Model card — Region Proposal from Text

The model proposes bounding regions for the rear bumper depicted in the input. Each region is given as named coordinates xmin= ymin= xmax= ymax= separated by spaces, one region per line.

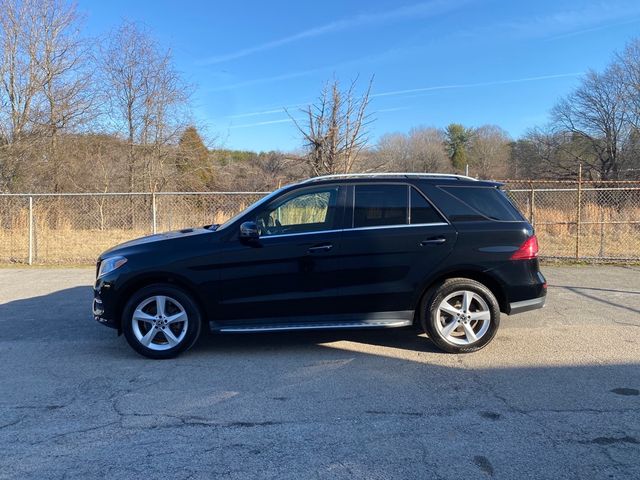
xmin=508 ymin=295 xmax=546 ymax=315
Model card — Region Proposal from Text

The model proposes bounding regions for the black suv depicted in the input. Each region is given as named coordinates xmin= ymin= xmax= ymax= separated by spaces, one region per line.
xmin=93 ymin=174 xmax=546 ymax=358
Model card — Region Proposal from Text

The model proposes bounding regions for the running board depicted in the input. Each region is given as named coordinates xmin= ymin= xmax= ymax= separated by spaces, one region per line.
xmin=216 ymin=318 xmax=413 ymax=334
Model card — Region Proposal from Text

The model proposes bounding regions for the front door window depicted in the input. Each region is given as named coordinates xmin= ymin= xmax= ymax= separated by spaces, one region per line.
xmin=256 ymin=187 xmax=339 ymax=236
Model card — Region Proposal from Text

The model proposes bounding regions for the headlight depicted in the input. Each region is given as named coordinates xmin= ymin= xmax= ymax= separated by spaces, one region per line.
xmin=98 ymin=256 xmax=127 ymax=278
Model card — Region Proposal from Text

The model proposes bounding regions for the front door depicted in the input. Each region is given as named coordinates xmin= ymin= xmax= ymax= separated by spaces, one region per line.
xmin=215 ymin=184 xmax=346 ymax=323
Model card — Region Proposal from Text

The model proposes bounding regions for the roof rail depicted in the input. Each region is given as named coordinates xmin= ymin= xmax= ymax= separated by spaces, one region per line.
xmin=301 ymin=172 xmax=478 ymax=183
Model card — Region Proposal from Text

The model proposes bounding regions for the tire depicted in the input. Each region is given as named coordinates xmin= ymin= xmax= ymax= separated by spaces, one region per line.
xmin=122 ymin=283 xmax=202 ymax=359
xmin=420 ymin=278 xmax=500 ymax=353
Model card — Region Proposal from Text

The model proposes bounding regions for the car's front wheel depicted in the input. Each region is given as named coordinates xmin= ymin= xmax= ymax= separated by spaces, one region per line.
xmin=421 ymin=278 xmax=500 ymax=353
xmin=122 ymin=284 xmax=202 ymax=359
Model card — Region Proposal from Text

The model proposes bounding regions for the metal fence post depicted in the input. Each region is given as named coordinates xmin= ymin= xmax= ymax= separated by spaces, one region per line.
xmin=1 ymin=186 xmax=634 ymax=264
xmin=152 ymin=192 xmax=157 ymax=234
xmin=575 ymin=165 xmax=582 ymax=260
xmin=529 ymin=181 xmax=536 ymax=227
xmin=28 ymin=196 xmax=33 ymax=265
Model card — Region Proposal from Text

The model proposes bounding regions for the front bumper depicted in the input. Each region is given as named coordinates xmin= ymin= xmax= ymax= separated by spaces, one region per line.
xmin=508 ymin=295 xmax=546 ymax=315
xmin=93 ymin=293 xmax=118 ymax=329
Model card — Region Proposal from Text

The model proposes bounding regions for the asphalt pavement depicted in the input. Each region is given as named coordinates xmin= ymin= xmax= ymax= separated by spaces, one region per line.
xmin=0 ymin=265 xmax=639 ymax=479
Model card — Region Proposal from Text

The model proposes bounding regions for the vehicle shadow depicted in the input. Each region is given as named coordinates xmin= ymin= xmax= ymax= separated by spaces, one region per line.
xmin=0 ymin=285 xmax=440 ymax=353
xmin=0 ymin=285 xmax=97 ymax=341
xmin=551 ymin=284 xmax=640 ymax=295
xmin=551 ymin=284 xmax=640 ymax=314
xmin=199 ymin=327 xmax=442 ymax=354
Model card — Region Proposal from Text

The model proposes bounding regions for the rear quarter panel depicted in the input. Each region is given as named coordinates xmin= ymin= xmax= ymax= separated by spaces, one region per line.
xmin=452 ymin=220 xmax=544 ymax=303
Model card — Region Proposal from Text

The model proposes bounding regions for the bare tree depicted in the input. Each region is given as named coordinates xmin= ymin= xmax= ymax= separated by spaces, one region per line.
xmin=0 ymin=0 xmax=42 ymax=189
xmin=376 ymin=127 xmax=449 ymax=172
xmin=407 ymin=127 xmax=449 ymax=172
xmin=618 ymin=38 xmax=640 ymax=130
xmin=32 ymin=0 xmax=93 ymax=191
xmin=376 ymin=132 xmax=410 ymax=170
xmin=99 ymin=21 xmax=191 ymax=192
xmin=0 ymin=0 xmax=42 ymax=145
xmin=0 ymin=0 xmax=92 ymax=192
xmin=288 ymin=77 xmax=373 ymax=176
xmin=211 ymin=150 xmax=302 ymax=191
xmin=552 ymin=66 xmax=630 ymax=180
xmin=467 ymin=125 xmax=511 ymax=178
xmin=616 ymin=38 xmax=640 ymax=177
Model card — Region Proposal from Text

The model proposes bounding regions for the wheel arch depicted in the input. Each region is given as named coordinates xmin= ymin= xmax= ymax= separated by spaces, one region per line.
xmin=413 ymin=267 xmax=508 ymax=319
xmin=114 ymin=273 xmax=208 ymax=333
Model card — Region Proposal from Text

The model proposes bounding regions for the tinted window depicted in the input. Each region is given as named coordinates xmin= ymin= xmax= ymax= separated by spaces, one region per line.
xmin=440 ymin=186 xmax=522 ymax=221
xmin=354 ymin=184 xmax=408 ymax=228
xmin=256 ymin=187 xmax=339 ymax=236
xmin=410 ymin=188 xmax=443 ymax=224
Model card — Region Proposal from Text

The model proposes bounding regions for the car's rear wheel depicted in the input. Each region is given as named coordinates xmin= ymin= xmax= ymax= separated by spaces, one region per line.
xmin=122 ymin=284 xmax=202 ymax=359
xmin=421 ymin=278 xmax=500 ymax=353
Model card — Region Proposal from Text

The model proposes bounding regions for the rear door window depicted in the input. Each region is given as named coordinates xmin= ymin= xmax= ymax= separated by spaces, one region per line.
xmin=354 ymin=184 xmax=408 ymax=228
xmin=410 ymin=188 xmax=444 ymax=224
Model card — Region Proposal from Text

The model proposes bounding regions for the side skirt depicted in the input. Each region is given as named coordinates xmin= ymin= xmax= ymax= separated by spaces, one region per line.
xmin=210 ymin=311 xmax=414 ymax=333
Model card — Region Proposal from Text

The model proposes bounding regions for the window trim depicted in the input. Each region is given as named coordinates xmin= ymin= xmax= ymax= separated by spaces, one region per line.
xmin=351 ymin=182 xmax=409 ymax=229
xmin=261 ymin=222 xmax=449 ymax=239
xmin=254 ymin=183 xmax=345 ymax=237
xmin=260 ymin=228 xmax=342 ymax=239
xmin=350 ymin=222 xmax=449 ymax=232
xmin=436 ymin=184 xmax=524 ymax=223
xmin=410 ymin=185 xmax=448 ymax=225
xmin=349 ymin=182 xmax=449 ymax=230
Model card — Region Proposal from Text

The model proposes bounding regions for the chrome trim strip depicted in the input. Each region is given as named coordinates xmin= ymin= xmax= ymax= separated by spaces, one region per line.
xmin=261 ymin=229 xmax=342 ymax=239
xmin=260 ymin=222 xmax=449 ymax=239
xmin=301 ymin=173 xmax=478 ymax=183
xmin=349 ymin=222 xmax=448 ymax=232
xmin=218 ymin=319 xmax=412 ymax=333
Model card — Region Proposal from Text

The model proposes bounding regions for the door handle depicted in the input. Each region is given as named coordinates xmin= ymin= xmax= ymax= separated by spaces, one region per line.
xmin=420 ymin=238 xmax=446 ymax=246
xmin=307 ymin=244 xmax=333 ymax=253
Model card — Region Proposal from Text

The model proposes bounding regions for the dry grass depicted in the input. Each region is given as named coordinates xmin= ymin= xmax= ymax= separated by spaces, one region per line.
xmin=532 ymin=204 xmax=640 ymax=258
xmin=1 ymin=201 xmax=638 ymax=264
xmin=0 ymin=217 xmax=230 ymax=266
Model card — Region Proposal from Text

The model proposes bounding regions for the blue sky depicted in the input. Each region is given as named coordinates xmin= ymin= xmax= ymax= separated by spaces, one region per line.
xmin=81 ymin=0 xmax=640 ymax=151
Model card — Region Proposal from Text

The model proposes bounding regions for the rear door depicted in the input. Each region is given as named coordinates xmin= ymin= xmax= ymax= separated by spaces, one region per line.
xmin=335 ymin=183 xmax=456 ymax=315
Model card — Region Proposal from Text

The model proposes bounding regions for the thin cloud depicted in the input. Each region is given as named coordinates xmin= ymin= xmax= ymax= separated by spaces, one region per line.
xmin=546 ymin=17 xmax=640 ymax=41
xmin=228 ymin=107 xmax=407 ymax=129
xmin=504 ymin=1 xmax=640 ymax=39
xmin=222 ymin=73 xmax=579 ymax=125
xmin=229 ymin=118 xmax=299 ymax=129
xmin=227 ymin=108 xmax=285 ymax=119
xmin=197 ymin=0 xmax=471 ymax=65
xmin=206 ymin=68 xmax=322 ymax=92
xmin=371 ymin=73 xmax=582 ymax=99
xmin=376 ymin=106 xmax=412 ymax=113
xmin=226 ymin=103 xmax=306 ymax=119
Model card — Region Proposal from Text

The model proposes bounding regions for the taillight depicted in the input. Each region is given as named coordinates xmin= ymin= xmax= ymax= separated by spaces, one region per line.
xmin=511 ymin=235 xmax=539 ymax=260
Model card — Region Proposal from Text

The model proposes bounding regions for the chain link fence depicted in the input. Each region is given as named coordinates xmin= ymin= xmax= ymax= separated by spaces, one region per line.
xmin=0 ymin=192 xmax=266 ymax=264
xmin=1 ymin=181 xmax=639 ymax=264
xmin=504 ymin=180 xmax=640 ymax=262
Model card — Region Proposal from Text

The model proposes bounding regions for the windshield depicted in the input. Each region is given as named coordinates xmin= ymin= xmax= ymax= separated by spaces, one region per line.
xmin=216 ymin=187 xmax=287 ymax=230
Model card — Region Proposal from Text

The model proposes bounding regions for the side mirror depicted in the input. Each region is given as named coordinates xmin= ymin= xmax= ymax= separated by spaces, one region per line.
xmin=239 ymin=221 xmax=260 ymax=240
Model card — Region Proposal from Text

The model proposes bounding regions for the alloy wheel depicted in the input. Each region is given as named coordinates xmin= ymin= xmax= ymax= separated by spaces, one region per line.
xmin=131 ymin=295 xmax=189 ymax=351
xmin=434 ymin=290 xmax=491 ymax=346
